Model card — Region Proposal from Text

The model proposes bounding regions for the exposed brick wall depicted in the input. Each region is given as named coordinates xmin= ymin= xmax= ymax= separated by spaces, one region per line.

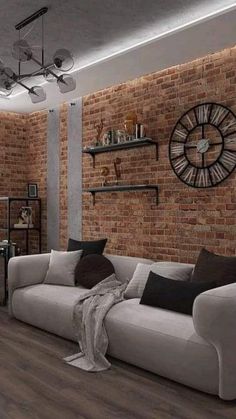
xmin=27 ymin=110 xmax=48 ymax=252
xmin=82 ymin=46 xmax=236 ymax=263
xmin=0 ymin=112 xmax=29 ymax=250
xmin=0 ymin=112 xmax=28 ymax=197
xmin=2 ymin=46 xmax=236 ymax=263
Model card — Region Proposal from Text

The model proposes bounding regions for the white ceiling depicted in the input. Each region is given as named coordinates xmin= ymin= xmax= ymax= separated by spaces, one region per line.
xmin=0 ymin=0 xmax=235 ymax=113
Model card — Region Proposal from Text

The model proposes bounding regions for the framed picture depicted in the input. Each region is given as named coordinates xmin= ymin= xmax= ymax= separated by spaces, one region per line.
xmin=28 ymin=183 xmax=38 ymax=198
xmin=14 ymin=206 xmax=33 ymax=228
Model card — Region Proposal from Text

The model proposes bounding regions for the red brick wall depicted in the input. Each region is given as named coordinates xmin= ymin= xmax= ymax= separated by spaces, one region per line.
xmin=0 ymin=112 xmax=28 ymax=197
xmin=27 ymin=110 xmax=48 ymax=252
xmin=82 ymin=46 xmax=236 ymax=262
xmin=0 ymin=112 xmax=29 ymax=248
xmin=2 ymin=46 xmax=236 ymax=263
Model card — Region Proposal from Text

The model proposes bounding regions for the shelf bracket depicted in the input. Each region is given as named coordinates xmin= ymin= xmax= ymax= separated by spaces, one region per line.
xmin=92 ymin=192 xmax=96 ymax=206
xmin=155 ymin=187 xmax=158 ymax=205
xmin=155 ymin=143 xmax=158 ymax=161
xmin=92 ymin=154 xmax=95 ymax=169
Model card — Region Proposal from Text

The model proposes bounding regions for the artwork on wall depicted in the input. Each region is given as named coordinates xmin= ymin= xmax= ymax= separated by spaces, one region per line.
xmin=14 ymin=206 xmax=33 ymax=228
xmin=169 ymin=103 xmax=236 ymax=188
xmin=28 ymin=183 xmax=38 ymax=198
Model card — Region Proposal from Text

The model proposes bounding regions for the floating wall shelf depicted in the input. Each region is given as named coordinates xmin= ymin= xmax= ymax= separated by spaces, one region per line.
xmin=84 ymin=184 xmax=158 ymax=206
xmin=82 ymin=138 xmax=158 ymax=167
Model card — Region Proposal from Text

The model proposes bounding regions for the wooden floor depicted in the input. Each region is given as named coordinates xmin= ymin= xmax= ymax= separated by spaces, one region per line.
xmin=0 ymin=310 xmax=236 ymax=419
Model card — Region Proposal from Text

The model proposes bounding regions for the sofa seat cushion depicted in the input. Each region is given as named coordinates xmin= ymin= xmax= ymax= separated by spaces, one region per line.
xmin=12 ymin=284 xmax=88 ymax=341
xmin=105 ymin=299 xmax=219 ymax=395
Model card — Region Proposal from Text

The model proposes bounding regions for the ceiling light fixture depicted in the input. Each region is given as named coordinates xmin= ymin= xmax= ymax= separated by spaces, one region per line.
xmin=0 ymin=7 xmax=76 ymax=103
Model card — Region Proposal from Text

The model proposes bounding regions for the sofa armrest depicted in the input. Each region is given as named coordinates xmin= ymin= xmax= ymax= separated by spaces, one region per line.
xmin=8 ymin=253 xmax=50 ymax=317
xmin=193 ymin=283 xmax=236 ymax=400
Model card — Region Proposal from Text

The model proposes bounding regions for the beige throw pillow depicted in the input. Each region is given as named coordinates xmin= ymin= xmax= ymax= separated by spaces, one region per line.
xmin=44 ymin=249 xmax=83 ymax=286
xmin=124 ymin=261 xmax=194 ymax=299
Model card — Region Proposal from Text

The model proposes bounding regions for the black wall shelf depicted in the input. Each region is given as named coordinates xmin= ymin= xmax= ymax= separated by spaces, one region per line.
xmin=84 ymin=184 xmax=158 ymax=206
xmin=83 ymin=138 xmax=158 ymax=167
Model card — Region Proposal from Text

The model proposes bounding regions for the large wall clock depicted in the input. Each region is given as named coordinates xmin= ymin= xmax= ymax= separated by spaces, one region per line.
xmin=169 ymin=103 xmax=236 ymax=188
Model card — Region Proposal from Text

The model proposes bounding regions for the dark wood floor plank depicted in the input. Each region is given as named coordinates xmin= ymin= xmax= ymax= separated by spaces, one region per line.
xmin=0 ymin=309 xmax=236 ymax=418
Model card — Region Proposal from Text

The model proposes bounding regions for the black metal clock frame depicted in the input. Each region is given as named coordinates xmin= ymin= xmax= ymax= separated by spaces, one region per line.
xmin=169 ymin=102 xmax=236 ymax=188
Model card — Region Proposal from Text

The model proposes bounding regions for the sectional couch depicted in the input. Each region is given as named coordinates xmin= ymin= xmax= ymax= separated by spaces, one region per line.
xmin=8 ymin=253 xmax=236 ymax=400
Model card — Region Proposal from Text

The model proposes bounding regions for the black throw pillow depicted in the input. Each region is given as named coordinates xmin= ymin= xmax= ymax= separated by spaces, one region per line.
xmin=140 ymin=271 xmax=216 ymax=315
xmin=67 ymin=238 xmax=107 ymax=257
xmin=75 ymin=254 xmax=115 ymax=289
xmin=191 ymin=248 xmax=236 ymax=287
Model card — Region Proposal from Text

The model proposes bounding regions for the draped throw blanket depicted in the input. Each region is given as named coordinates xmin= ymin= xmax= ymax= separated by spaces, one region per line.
xmin=64 ymin=274 xmax=127 ymax=371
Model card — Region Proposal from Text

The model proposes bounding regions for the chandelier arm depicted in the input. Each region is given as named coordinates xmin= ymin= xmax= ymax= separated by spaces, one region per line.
xmin=3 ymin=69 xmax=32 ymax=93
xmin=15 ymin=79 xmax=33 ymax=92
xmin=29 ymin=54 xmax=66 ymax=84
xmin=16 ymin=72 xmax=46 ymax=79
xmin=14 ymin=63 xmax=55 ymax=82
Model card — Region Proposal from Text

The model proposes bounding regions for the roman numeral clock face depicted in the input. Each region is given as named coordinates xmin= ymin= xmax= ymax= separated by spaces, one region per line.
xmin=169 ymin=103 xmax=236 ymax=188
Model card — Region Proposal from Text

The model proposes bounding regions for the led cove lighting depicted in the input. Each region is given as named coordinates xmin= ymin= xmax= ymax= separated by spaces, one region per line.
xmin=6 ymin=3 xmax=236 ymax=99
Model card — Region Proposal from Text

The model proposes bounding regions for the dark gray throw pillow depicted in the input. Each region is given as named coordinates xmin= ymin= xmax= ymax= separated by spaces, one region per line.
xmin=75 ymin=254 xmax=115 ymax=289
xmin=67 ymin=238 xmax=107 ymax=256
xmin=191 ymin=248 xmax=236 ymax=287
xmin=140 ymin=271 xmax=216 ymax=315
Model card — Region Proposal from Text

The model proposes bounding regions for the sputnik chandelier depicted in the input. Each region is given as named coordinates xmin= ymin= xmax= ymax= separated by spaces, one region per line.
xmin=0 ymin=7 xmax=76 ymax=103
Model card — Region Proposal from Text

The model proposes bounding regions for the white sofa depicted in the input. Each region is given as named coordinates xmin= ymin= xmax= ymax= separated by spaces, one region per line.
xmin=8 ymin=253 xmax=236 ymax=400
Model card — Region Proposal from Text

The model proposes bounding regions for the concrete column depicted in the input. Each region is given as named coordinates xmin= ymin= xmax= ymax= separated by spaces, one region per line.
xmin=67 ymin=99 xmax=83 ymax=241
xmin=47 ymin=108 xmax=60 ymax=250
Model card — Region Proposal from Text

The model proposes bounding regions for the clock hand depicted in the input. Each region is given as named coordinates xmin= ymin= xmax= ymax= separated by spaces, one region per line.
xmin=185 ymin=142 xmax=197 ymax=148
xmin=202 ymin=153 xmax=205 ymax=168
xmin=202 ymin=125 xmax=205 ymax=138
xmin=208 ymin=142 xmax=222 ymax=147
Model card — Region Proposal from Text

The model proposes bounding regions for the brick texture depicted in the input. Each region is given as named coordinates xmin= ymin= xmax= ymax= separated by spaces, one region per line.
xmin=27 ymin=110 xmax=48 ymax=252
xmin=82 ymin=46 xmax=236 ymax=263
xmin=1 ymin=45 xmax=236 ymax=263
xmin=0 ymin=112 xmax=29 ymax=252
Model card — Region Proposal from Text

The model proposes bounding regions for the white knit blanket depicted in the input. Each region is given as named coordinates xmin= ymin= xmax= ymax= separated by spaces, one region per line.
xmin=64 ymin=274 xmax=127 ymax=371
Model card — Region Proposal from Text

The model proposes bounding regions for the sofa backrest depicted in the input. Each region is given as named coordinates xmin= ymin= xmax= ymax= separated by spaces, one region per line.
xmin=105 ymin=254 xmax=153 ymax=283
